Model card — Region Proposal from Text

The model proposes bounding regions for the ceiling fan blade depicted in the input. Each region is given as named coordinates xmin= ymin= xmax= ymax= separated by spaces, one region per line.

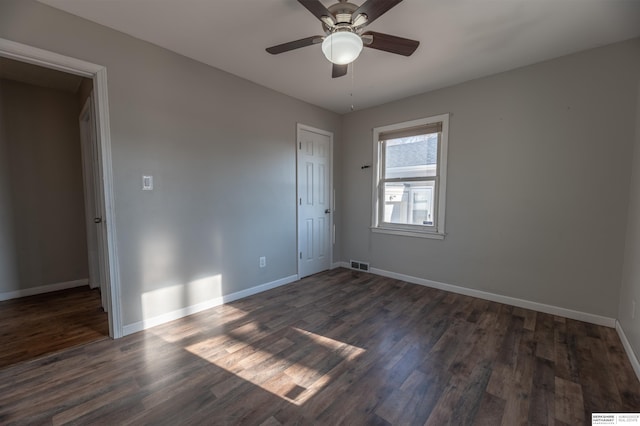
xmin=298 ymin=0 xmax=335 ymax=25
xmin=352 ymin=0 xmax=403 ymax=27
xmin=332 ymin=64 xmax=348 ymax=78
xmin=266 ymin=36 xmax=323 ymax=55
xmin=362 ymin=31 xmax=419 ymax=56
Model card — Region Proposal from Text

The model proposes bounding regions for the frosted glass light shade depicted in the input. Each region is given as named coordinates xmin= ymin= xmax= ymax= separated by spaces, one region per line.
xmin=321 ymin=32 xmax=363 ymax=65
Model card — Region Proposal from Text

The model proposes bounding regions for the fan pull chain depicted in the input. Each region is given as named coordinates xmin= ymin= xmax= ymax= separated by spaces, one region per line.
xmin=350 ymin=61 xmax=355 ymax=111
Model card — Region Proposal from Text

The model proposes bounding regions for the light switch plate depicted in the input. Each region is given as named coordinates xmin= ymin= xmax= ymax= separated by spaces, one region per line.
xmin=142 ymin=175 xmax=153 ymax=190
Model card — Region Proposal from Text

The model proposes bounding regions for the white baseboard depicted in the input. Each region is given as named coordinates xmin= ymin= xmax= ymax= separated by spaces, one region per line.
xmin=369 ymin=267 xmax=616 ymax=328
xmin=0 ymin=279 xmax=89 ymax=302
xmin=122 ymin=274 xmax=299 ymax=336
xmin=332 ymin=261 xmax=349 ymax=269
xmin=616 ymin=321 xmax=640 ymax=382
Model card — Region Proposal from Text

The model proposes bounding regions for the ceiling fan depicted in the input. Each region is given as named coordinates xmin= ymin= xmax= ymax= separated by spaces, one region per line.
xmin=266 ymin=0 xmax=419 ymax=78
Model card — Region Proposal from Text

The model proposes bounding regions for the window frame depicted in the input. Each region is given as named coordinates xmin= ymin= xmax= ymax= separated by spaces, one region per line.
xmin=371 ymin=114 xmax=450 ymax=239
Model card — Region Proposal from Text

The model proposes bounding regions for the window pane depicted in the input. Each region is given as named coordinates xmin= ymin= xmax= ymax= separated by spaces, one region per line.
xmin=384 ymin=133 xmax=438 ymax=179
xmin=383 ymin=181 xmax=435 ymax=226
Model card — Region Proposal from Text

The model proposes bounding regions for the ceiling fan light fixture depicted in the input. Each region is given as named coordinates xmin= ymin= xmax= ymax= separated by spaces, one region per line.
xmin=322 ymin=31 xmax=363 ymax=65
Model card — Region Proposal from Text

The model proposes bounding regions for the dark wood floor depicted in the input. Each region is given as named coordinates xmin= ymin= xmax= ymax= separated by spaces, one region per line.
xmin=0 ymin=268 xmax=638 ymax=425
xmin=0 ymin=286 xmax=109 ymax=369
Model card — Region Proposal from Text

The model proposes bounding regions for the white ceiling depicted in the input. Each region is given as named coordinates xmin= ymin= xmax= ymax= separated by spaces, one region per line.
xmin=37 ymin=0 xmax=640 ymax=114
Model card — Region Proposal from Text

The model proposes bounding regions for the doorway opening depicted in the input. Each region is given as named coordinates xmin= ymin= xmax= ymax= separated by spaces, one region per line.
xmin=0 ymin=38 xmax=122 ymax=342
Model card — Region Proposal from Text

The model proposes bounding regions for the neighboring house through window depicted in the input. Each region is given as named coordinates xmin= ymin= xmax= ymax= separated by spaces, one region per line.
xmin=372 ymin=114 xmax=449 ymax=239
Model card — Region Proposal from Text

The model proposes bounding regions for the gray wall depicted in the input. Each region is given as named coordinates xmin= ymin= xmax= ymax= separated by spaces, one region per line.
xmin=341 ymin=39 xmax=640 ymax=318
xmin=619 ymin=80 xmax=640 ymax=358
xmin=77 ymin=77 xmax=92 ymax=109
xmin=0 ymin=78 xmax=88 ymax=293
xmin=0 ymin=0 xmax=342 ymax=325
xmin=0 ymin=78 xmax=17 ymax=291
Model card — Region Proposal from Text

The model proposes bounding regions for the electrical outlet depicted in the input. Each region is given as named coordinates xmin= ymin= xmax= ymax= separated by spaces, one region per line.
xmin=633 ymin=300 xmax=636 ymax=320
xmin=259 ymin=256 xmax=266 ymax=268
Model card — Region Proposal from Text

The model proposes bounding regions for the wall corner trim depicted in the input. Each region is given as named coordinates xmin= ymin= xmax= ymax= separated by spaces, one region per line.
xmin=122 ymin=274 xmax=299 ymax=336
xmin=0 ymin=279 xmax=89 ymax=302
xmin=616 ymin=320 xmax=640 ymax=382
xmin=368 ymin=267 xmax=617 ymax=328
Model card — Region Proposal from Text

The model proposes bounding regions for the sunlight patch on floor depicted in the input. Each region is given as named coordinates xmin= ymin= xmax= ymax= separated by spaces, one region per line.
xmin=185 ymin=326 xmax=366 ymax=405
xmin=152 ymin=305 xmax=249 ymax=345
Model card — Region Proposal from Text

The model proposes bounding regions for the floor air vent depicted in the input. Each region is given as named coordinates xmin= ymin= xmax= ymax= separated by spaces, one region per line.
xmin=350 ymin=260 xmax=370 ymax=272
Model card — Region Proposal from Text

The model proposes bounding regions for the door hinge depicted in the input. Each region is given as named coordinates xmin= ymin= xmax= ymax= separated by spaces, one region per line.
xmin=299 ymin=141 xmax=302 ymax=149
xmin=299 ymin=252 xmax=302 ymax=259
xmin=299 ymin=198 xmax=302 ymax=205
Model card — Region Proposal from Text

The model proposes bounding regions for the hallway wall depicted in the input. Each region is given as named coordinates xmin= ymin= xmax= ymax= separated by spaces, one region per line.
xmin=0 ymin=78 xmax=88 ymax=295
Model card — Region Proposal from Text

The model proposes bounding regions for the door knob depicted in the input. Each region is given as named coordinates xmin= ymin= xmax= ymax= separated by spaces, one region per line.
xmin=325 ymin=209 xmax=331 ymax=214
xmin=94 ymin=217 xmax=103 ymax=224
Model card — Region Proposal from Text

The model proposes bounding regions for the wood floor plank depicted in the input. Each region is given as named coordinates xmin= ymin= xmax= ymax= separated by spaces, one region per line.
xmin=555 ymin=376 xmax=585 ymax=425
xmin=51 ymin=378 xmax=140 ymax=426
xmin=573 ymin=328 xmax=623 ymax=417
xmin=0 ymin=268 xmax=638 ymax=425
xmin=394 ymin=369 xmax=448 ymax=425
xmin=425 ymin=362 xmax=493 ymax=426
xmin=473 ymin=392 xmax=506 ymax=426
xmin=0 ymin=286 xmax=108 ymax=369
xmin=528 ymin=356 xmax=555 ymax=424
xmin=534 ymin=312 xmax=555 ymax=361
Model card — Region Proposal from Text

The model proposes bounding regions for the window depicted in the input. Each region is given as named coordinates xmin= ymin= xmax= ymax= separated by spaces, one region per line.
xmin=372 ymin=114 xmax=449 ymax=239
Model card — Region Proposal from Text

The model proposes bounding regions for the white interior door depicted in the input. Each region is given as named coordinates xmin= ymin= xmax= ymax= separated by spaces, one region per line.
xmin=79 ymin=95 xmax=108 ymax=311
xmin=297 ymin=125 xmax=332 ymax=278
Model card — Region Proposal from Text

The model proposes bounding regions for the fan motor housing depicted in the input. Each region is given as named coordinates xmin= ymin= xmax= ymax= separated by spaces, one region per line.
xmin=322 ymin=1 xmax=361 ymax=33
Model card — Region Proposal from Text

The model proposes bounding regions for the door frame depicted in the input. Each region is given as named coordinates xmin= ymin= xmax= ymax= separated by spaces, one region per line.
xmin=0 ymin=38 xmax=123 ymax=338
xmin=296 ymin=123 xmax=334 ymax=278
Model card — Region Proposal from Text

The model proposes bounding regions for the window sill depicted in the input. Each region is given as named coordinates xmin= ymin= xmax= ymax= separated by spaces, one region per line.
xmin=371 ymin=226 xmax=446 ymax=240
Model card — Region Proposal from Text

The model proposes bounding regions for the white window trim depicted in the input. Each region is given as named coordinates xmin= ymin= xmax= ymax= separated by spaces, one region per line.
xmin=371 ymin=114 xmax=449 ymax=239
